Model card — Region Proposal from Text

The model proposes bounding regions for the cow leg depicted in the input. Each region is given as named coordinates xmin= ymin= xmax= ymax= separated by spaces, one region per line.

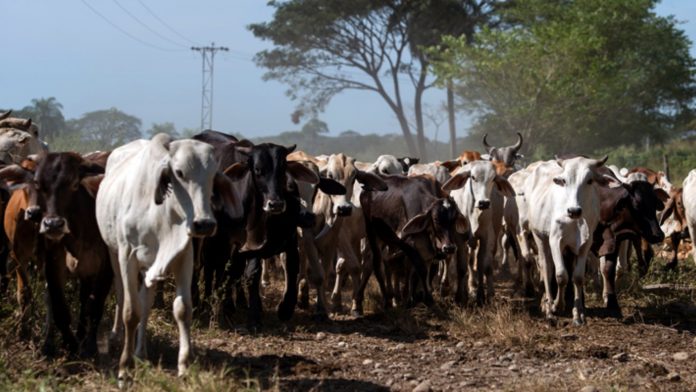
xmin=172 ymin=250 xmax=194 ymax=377
xmin=600 ymin=254 xmax=621 ymax=317
xmin=665 ymin=233 xmax=681 ymax=270
xmin=572 ymin=254 xmax=588 ymax=326
xmin=0 ymin=241 xmax=9 ymax=297
xmin=44 ymin=250 xmax=78 ymax=356
xmin=109 ymin=251 xmax=124 ymax=349
xmin=135 ymin=283 xmax=156 ymax=359
xmin=15 ymin=256 xmax=32 ymax=337
xmin=548 ymin=237 xmax=568 ymax=316
xmin=278 ymin=236 xmax=301 ymax=321
xmin=358 ymin=221 xmax=391 ymax=313
xmin=85 ymin=265 xmax=112 ymax=358
xmin=244 ymin=257 xmax=263 ymax=329
xmin=118 ymin=254 xmax=142 ymax=387
xmin=534 ymin=234 xmax=555 ymax=319
xmin=454 ymin=238 xmax=468 ymax=305
xmin=76 ymin=281 xmax=90 ymax=344
xmin=640 ymin=239 xmax=653 ymax=276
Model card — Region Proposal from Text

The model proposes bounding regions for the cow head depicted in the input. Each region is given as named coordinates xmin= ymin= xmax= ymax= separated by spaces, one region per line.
xmin=442 ymin=160 xmax=515 ymax=210
xmin=401 ymin=197 xmax=468 ymax=256
xmin=624 ymin=181 xmax=668 ymax=243
xmin=225 ymin=142 xmax=319 ymax=215
xmin=30 ymin=153 xmax=104 ymax=241
xmin=0 ymin=158 xmax=41 ymax=221
xmin=369 ymin=155 xmax=405 ymax=175
xmin=553 ymin=156 xmax=613 ymax=220
xmin=152 ymin=134 xmax=222 ymax=237
xmin=397 ymin=156 xmax=419 ymax=173
xmin=321 ymin=153 xmax=386 ymax=217
xmin=482 ymin=132 xmax=523 ymax=168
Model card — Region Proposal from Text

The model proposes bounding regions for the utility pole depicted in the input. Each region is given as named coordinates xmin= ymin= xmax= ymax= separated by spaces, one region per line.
xmin=191 ymin=42 xmax=228 ymax=130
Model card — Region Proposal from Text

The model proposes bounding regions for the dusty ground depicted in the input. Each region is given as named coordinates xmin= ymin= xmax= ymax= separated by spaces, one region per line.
xmin=0 ymin=256 xmax=695 ymax=391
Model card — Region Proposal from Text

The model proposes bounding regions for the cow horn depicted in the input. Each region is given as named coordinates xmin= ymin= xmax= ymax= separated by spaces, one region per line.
xmin=594 ymin=155 xmax=608 ymax=167
xmin=482 ymin=134 xmax=492 ymax=150
xmin=511 ymin=132 xmax=523 ymax=152
xmin=22 ymin=119 xmax=32 ymax=129
xmin=0 ymin=110 xmax=11 ymax=120
xmin=315 ymin=218 xmax=335 ymax=242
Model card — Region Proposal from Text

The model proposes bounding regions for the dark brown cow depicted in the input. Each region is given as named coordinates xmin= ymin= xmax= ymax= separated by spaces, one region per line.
xmin=592 ymin=181 xmax=669 ymax=316
xmin=0 ymin=153 xmax=112 ymax=357
xmin=359 ymin=174 xmax=468 ymax=310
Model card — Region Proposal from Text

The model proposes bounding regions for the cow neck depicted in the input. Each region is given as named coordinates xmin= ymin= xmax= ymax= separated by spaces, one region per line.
xmin=243 ymin=172 xmax=268 ymax=249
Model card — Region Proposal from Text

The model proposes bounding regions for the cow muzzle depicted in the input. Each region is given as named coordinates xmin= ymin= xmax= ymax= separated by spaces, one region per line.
xmin=264 ymin=199 xmax=286 ymax=214
xmin=477 ymin=200 xmax=491 ymax=210
xmin=189 ymin=218 xmax=217 ymax=237
xmin=24 ymin=205 xmax=42 ymax=222
xmin=39 ymin=216 xmax=69 ymax=240
xmin=442 ymin=244 xmax=456 ymax=254
xmin=567 ymin=207 xmax=582 ymax=219
xmin=336 ymin=204 xmax=353 ymax=217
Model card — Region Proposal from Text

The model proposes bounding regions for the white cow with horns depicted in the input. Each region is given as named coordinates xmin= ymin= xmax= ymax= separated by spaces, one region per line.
xmin=526 ymin=155 xmax=613 ymax=325
xmin=96 ymin=133 xmax=241 ymax=385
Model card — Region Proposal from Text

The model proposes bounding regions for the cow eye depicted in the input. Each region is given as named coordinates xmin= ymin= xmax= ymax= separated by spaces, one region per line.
xmin=553 ymin=177 xmax=566 ymax=186
xmin=175 ymin=169 xmax=184 ymax=179
xmin=71 ymin=181 xmax=79 ymax=191
xmin=587 ymin=179 xmax=593 ymax=185
xmin=471 ymin=176 xmax=476 ymax=182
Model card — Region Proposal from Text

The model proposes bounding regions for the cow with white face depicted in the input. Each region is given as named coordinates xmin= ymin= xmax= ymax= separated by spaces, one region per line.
xmin=445 ymin=160 xmax=515 ymax=304
xmin=368 ymin=154 xmax=405 ymax=175
xmin=527 ymin=156 xmax=611 ymax=325
xmin=96 ymin=134 xmax=239 ymax=384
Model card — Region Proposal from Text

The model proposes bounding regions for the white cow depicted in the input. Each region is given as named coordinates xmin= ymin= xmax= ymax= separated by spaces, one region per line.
xmin=408 ymin=163 xmax=450 ymax=184
xmin=446 ymin=160 xmax=514 ymax=304
xmin=526 ymin=156 xmax=610 ymax=325
xmin=682 ymin=170 xmax=696 ymax=265
xmin=96 ymin=134 xmax=239 ymax=383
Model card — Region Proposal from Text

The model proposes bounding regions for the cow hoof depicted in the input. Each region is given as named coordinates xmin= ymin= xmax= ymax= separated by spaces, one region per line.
xmin=277 ymin=302 xmax=295 ymax=321
xmin=572 ymin=318 xmax=585 ymax=327
xmin=298 ymin=297 xmax=310 ymax=310
xmin=42 ymin=343 xmax=57 ymax=358
xmin=117 ymin=375 xmax=132 ymax=390
xmin=423 ymin=294 xmax=435 ymax=307
xmin=351 ymin=309 xmax=363 ymax=318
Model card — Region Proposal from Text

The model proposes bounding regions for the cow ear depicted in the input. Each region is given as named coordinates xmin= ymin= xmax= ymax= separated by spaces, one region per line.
xmin=154 ymin=165 xmax=171 ymax=205
xmin=401 ymin=212 xmax=430 ymax=237
xmin=0 ymin=164 xmax=33 ymax=184
xmin=440 ymin=160 xmax=461 ymax=172
xmin=223 ymin=162 xmax=249 ymax=181
xmin=212 ymin=172 xmax=243 ymax=219
xmin=286 ymin=144 xmax=297 ymax=154
xmin=455 ymin=215 xmax=469 ymax=235
xmin=660 ymin=197 xmax=675 ymax=225
xmin=494 ymin=175 xmax=515 ymax=197
xmin=318 ymin=177 xmax=346 ymax=195
xmin=355 ymin=170 xmax=387 ymax=191
xmin=79 ymin=160 xmax=105 ymax=178
xmin=287 ymin=161 xmax=319 ymax=184
xmin=442 ymin=171 xmax=470 ymax=192
xmin=80 ymin=174 xmax=104 ymax=199
xmin=654 ymin=188 xmax=670 ymax=204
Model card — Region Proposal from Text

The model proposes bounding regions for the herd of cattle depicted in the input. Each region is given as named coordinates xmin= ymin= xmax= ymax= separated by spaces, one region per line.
xmin=0 ymin=109 xmax=694 ymax=384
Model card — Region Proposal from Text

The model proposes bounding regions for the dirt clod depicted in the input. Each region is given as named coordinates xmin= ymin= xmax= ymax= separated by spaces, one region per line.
xmin=672 ymin=351 xmax=689 ymax=361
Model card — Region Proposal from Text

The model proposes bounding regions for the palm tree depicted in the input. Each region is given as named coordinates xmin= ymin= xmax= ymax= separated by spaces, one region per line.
xmin=23 ymin=97 xmax=65 ymax=140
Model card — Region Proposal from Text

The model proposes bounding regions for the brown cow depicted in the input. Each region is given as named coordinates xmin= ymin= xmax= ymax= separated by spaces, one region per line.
xmin=0 ymin=153 xmax=111 ymax=357
xmin=661 ymin=187 xmax=688 ymax=270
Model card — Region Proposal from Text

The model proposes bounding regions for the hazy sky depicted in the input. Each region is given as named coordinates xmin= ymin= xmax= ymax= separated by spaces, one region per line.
xmin=3 ymin=0 xmax=695 ymax=139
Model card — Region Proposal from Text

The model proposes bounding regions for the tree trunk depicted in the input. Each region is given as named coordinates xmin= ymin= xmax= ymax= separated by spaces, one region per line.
xmin=395 ymin=110 xmax=418 ymax=156
xmin=414 ymin=90 xmax=427 ymax=162
xmin=447 ymin=79 xmax=457 ymax=159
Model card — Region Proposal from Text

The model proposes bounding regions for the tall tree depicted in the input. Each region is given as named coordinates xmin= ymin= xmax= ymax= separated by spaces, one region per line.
xmin=433 ymin=0 xmax=696 ymax=156
xmin=249 ymin=0 xmax=500 ymax=160
xmin=70 ymin=108 xmax=142 ymax=149
xmin=19 ymin=97 xmax=65 ymax=140
xmin=301 ymin=117 xmax=330 ymax=137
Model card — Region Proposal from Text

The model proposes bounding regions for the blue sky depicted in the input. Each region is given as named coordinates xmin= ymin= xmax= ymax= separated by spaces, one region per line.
xmin=3 ymin=0 xmax=695 ymax=139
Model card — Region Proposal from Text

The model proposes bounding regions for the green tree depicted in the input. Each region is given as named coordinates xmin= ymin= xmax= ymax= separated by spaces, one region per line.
xmin=432 ymin=0 xmax=696 ymax=156
xmin=249 ymin=0 xmax=499 ymax=160
xmin=70 ymin=108 xmax=142 ymax=150
xmin=301 ymin=118 xmax=329 ymax=137
xmin=146 ymin=122 xmax=180 ymax=139
xmin=15 ymin=97 xmax=65 ymax=140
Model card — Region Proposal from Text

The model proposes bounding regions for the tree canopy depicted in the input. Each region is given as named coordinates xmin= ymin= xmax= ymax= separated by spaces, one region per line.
xmin=68 ymin=108 xmax=142 ymax=150
xmin=249 ymin=0 xmax=500 ymax=159
xmin=432 ymin=0 xmax=696 ymax=157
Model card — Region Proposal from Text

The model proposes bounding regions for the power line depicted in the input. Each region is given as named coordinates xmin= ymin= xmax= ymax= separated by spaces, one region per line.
xmin=79 ymin=0 xmax=183 ymax=52
xmin=112 ymin=0 xmax=188 ymax=49
xmin=135 ymin=0 xmax=201 ymax=46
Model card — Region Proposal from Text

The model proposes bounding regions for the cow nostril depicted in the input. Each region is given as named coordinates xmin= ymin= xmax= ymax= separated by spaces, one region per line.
xmin=192 ymin=219 xmax=217 ymax=236
xmin=25 ymin=206 xmax=41 ymax=222
xmin=443 ymin=244 xmax=456 ymax=254
xmin=567 ymin=207 xmax=582 ymax=217
xmin=337 ymin=205 xmax=353 ymax=216
xmin=477 ymin=200 xmax=491 ymax=210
